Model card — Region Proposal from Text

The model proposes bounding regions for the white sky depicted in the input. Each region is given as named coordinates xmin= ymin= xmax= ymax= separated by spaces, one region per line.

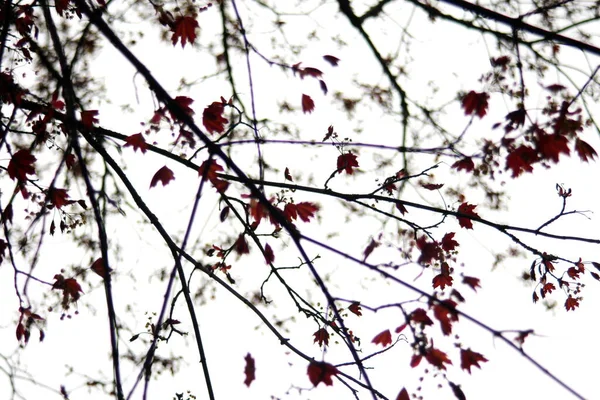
xmin=1 ymin=1 xmax=600 ymax=400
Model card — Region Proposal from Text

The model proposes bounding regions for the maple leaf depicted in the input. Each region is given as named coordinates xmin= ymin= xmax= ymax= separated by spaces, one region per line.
xmin=348 ymin=302 xmax=362 ymax=316
xmin=264 ymin=243 xmax=274 ymax=264
xmin=462 ymin=276 xmax=481 ymax=291
xmin=301 ymin=94 xmax=315 ymax=114
xmin=421 ymin=183 xmax=444 ymax=190
xmin=284 ymin=167 xmax=293 ymax=181
xmin=198 ymin=159 xmax=229 ymax=192
xmin=461 ymin=91 xmax=489 ymax=118
xmin=81 ymin=110 xmax=99 ymax=128
xmin=410 ymin=354 xmax=422 ymax=368
xmin=541 ymin=282 xmax=555 ymax=296
xmin=395 ymin=323 xmax=407 ymax=333
xmin=7 ymin=149 xmax=36 ymax=181
xmin=244 ymin=353 xmax=255 ymax=387
xmin=65 ymin=154 xmax=76 ymax=169
xmin=300 ymin=67 xmax=323 ymax=79
xmin=371 ymin=329 xmax=392 ymax=347
xmin=307 ymin=361 xmax=338 ymax=386
xmin=425 ymin=346 xmax=452 ymax=370
xmin=123 ymin=133 xmax=148 ymax=153
xmin=536 ymin=132 xmax=570 ymax=162
xmin=170 ymin=96 xmax=194 ymax=121
xmin=52 ymin=275 xmax=83 ymax=308
xmin=565 ymin=295 xmax=579 ymax=311
xmin=574 ymin=138 xmax=597 ymax=162
xmin=363 ymin=238 xmax=379 ymax=261
xmin=323 ymin=55 xmax=340 ymax=66
xmin=396 ymin=388 xmax=409 ymax=400
xmin=460 ymin=348 xmax=488 ymax=373
xmin=449 ymin=382 xmax=467 ymax=400
xmin=322 ymin=125 xmax=335 ymax=141
xmin=416 ymin=236 xmax=440 ymax=265
xmin=55 ymin=0 xmax=70 ymax=16
xmin=433 ymin=273 xmax=453 ymax=290
xmin=451 ymin=157 xmax=475 ymax=172
xmin=203 ymin=101 xmax=228 ymax=134
xmin=171 ymin=16 xmax=199 ymax=48
xmin=48 ymin=188 xmax=71 ymax=209
xmin=433 ymin=300 xmax=458 ymax=336
xmin=319 ymin=80 xmax=328 ymax=95
xmin=336 ymin=152 xmax=359 ymax=174
xmin=396 ymin=202 xmax=408 ymax=215
xmin=410 ymin=308 xmax=433 ymax=326
xmin=90 ymin=257 xmax=112 ymax=278
xmin=456 ymin=202 xmax=479 ymax=229
xmin=295 ymin=202 xmax=319 ymax=222
xmin=313 ymin=328 xmax=329 ymax=347
xmin=441 ymin=232 xmax=459 ymax=252
xmin=149 ymin=166 xmax=175 ymax=188
xmin=505 ymin=145 xmax=538 ymax=177
xmin=235 ymin=234 xmax=250 ymax=254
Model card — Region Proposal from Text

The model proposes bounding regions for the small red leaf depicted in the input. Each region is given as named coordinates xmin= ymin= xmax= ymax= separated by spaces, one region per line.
xmin=301 ymin=94 xmax=315 ymax=114
xmin=461 ymin=91 xmax=489 ymax=118
xmin=295 ymin=202 xmax=319 ymax=222
xmin=396 ymin=388 xmax=409 ymax=400
xmin=410 ymin=354 xmax=422 ymax=368
xmin=243 ymin=353 xmax=255 ymax=387
xmin=441 ymin=232 xmax=459 ymax=252
xmin=565 ymin=296 xmax=579 ymax=311
xmin=460 ymin=348 xmax=488 ymax=373
xmin=323 ymin=55 xmax=340 ymax=66
xmin=336 ymin=153 xmax=359 ymax=174
xmin=48 ymin=188 xmax=71 ymax=209
xmin=421 ymin=183 xmax=444 ymax=190
xmin=313 ymin=328 xmax=329 ymax=347
xmin=574 ymin=138 xmax=597 ymax=162
xmin=264 ymin=243 xmax=274 ymax=264
xmin=456 ymin=202 xmax=479 ymax=229
xmin=307 ymin=361 xmax=338 ymax=386
xmin=171 ymin=16 xmax=199 ymax=48
xmin=319 ymin=80 xmax=328 ymax=95
xmin=425 ymin=347 xmax=452 ymax=370
xmin=348 ymin=302 xmax=362 ymax=316
xmin=203 ymin=101 xmax=228 ymax=134
xmin=150 ymin=166 xmax=175 ymax=188
xmin=363 ymin=238 xmax=379 ymax=261
xmin=81 ymin=110 xmax=99 ymax=128
xmin=90 ymin=258 xmax=111 ymax=278
xmin=462 ymin=276 xmax=481 ymax=291
xmin=396 ymin=202 xmax=408 ymax=215
xmin=7 ymin=149 xmax=36 ymax=181
xmin=284 ymin=167 xmax=293 ymax=181
xmin=451 ymin=157 xmax=475 ymax=172
xmin=235 ymin=234 xmax=250 ymax=255
xmin=371 ymin=329 xmax=392 ymax=347
xmin=301 ymin=67 xmax=323 ymax=79
xmin=123 ymin=133 xmax=148 ymax=153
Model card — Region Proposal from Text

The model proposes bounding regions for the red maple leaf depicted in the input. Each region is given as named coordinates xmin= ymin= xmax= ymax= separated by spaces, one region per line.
xmin=90 ymin=257 xmax=111 ymax=278
xmin=319 ymin=80 xmax=328 ymax=95
xmin=565 ymin=295 xmax=580 ymax=311
xmin=295 ymin=202 xmax=319 ymax=222
xmin=336 ymin=152 xmax=359 ymax=174
xmin=396 ymin=202 xmax=408 ymax=215
xmin=462 ymin=276 xmax=481 ymax=291
xmin=149 ymin=166 xmax=175 ymax=188
xmin=170 ymin=96 xmax=194 ymax=121
xmin=505 ymin=145 xmax=538 ymax=177
xmin=301 ymin=94 xmax=315 ymax=114
xmin=456 ymin=202 xmax=479 ymax=229
xmin=460 ymin=348 xmax=488 ymax=373
xmin=52 ymin=274 xmax=83 ymax=308
xmin=574 ymin=138 xmax=597 ymax=162
xmin=416 ymin=236 xmax=440 ymax=265
xmin=313 ymin=328 xmax=329 ymax=347
xmin=299 ymin=67 xmax=323 ymax=79
xmin=198 ymin=159 xmax=229 ymax=192
xmin=123 ymin=133 xmax=148 ymax=153
xmin=425 ymin=346 xmax=452 ymax=370
xmin=243 ymin=353 xmax=255 ymax=387
xmin=171 ymin=16 xmax=198 ymax=48
xmin=441 ymin=232 xmax=459 ymax=252
xmin=536 ymin=132 xmax=570 ymax=162
xmin=81 ymin=110 xmax=99 ymax=128
xmin=410 ymin=308 xmax=433 ymax=326
xmin=396 ymin=388 xmax=409 ymax=400
xmin=433 ymin=273 xmax=453 ymax=290
xmin=433 ymin=300 xmax=458 ymax=336
xmin=307 ymin=361 xmax=338 ymax=386
xmin=461 ymin=91 xmax=489 ymax=118
xmin=48 ymin=188 xmax=71 ymax=209
xmin=323 ymin=55 xmax=340 ymax=66
xmin=203 ymin=101 xmax=228 ymax=134
xmin=451 ymin=157 xmax=475 ymax=172
xmin=395 ymin=323 xmax=407 ymax=333
xmin=55 ymin=0 xmax=70 ymax=16
xmin=421 ymin=183 xmax=444 ymax=190
xmin=348 ymin=302 xmax=362 ymax=316
xmin=264 ymin=243 xmax=274 ymax=264
xmin=371 ymin=329 xmax=392 ymax=347
xmin=284 ymin=167 xmax=293 ymax=181
xmin=410 ymin=354 xmax=422 ymax=368
xmin=363 ymin=238 xmax=379 ymax=261
xmin=235 ymin=234 xmax=250 ymax=254
xmin=7 ymin=149 xmax=36 ymax=181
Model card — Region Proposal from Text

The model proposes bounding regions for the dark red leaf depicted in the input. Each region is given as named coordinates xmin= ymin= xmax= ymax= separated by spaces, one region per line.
xmin=235 ymin=234 xmax=250 ymax=255
xmin=396 ymin=388 xmax=409 ymax=400
xmin=319 ymin=80 xmax=328 ymax=95
xmin=425 ymin=346 xmax=452 ymax=370
xmin=7 ymin=149 xmax=36 ymax=181
xmin=371 ymin=329 xmax=392 ymax=347
xmin=462 ymin=276 xmax=481 ymax=291
xmin=313 ymin=328 xmax=329 ymax=347
xmin=295 ymin=202 xmax=319 ymax=222
xmin=203 ymin=101 xmax=228 ymax=134
xmin=421 ymin=183 xmax=444 ymax=190
xmin=244 ymin=353 xmax=255 ymax=387
xmin=150 ymin=166 xmax=175 ymax=188
xmin=456 ymin=202 xmax=479 ymax=229
xmin=264 ymin=243 xmax=274 ymax=264
xmin=348 ymin=302 xmax=362 ymax=316
xmin=171 ymin=16 xmax=198 ymax=48
xmin=307 ymin=361 xmax=338 ymax=386
xmin=574 ymin=138 xmax=597 ymax=162
xmin=323 ymin=55 xmax=340 ymax=66
xmin=505 ymin=145 xmax=538 ymax=177
xmin=460 ymin=348 xmax=488 ymax=373
xmin=336 ymin=153 xmax=359 ymax=174
xmin=461 ymin=91 xmax=489 ymax=118
xmin=441 ymin=232 xmax=459 ymax=252
xmin=123 ymin=133 xmax=148 ymax=153
xmin=301 ymin=94 xmax=315 ymax=114
xmin=396 ymin=202 xmax=408 ymax=215
xmin=284 ymin=167 xmax=293 ymax=181
xmin=452 ymin=157 xmax=475 ymax=172
xmin=363 ymin=238 xmax=379 ymax=261
xmin=81 ymin=110 xmax=99 ymax=128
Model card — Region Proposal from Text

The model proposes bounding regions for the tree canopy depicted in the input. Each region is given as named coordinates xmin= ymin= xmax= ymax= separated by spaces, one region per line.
xmin=1 ymin=0 xmax=600 ymax=399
